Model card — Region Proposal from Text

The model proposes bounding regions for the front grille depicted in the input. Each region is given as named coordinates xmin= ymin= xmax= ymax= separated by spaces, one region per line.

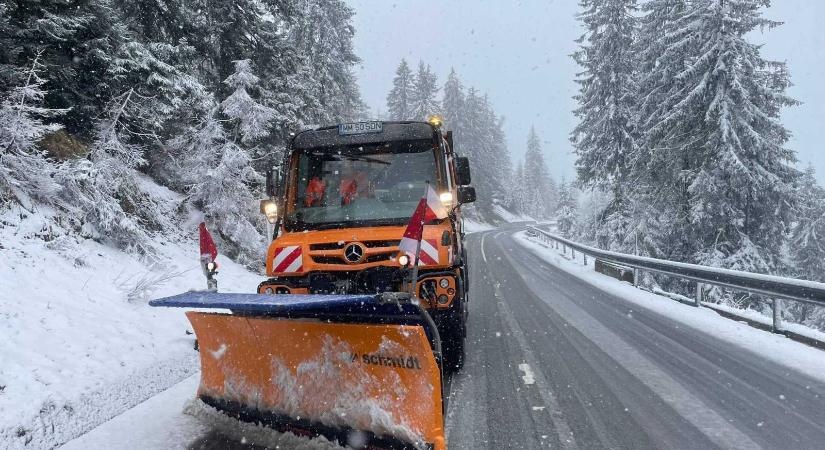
xmin=309 ymin=240 xmax=400 ymax=251
xmin=311 ymin=256 xmax=342 ymax=264
xmin=363 ymin=240 xmax=400 ymax=248
xmin=310 ymin=253 xmax=394 ymax=265
xmin=308 ymin=239 xmax=399 ymax=266
xmin=365 ymin=254 xmax=394 ymax=263
xmin=309 ymin=242 xmax=343 ymax=251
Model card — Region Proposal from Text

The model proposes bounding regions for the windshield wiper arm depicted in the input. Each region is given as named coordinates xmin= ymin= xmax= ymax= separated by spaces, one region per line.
xmin=340 ymin=155 xmax=392 ymax=165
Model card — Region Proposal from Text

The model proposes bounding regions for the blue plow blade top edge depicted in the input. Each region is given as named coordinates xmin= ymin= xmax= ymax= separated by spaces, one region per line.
xmin=148 ymin=291 xmax=424 ymax=318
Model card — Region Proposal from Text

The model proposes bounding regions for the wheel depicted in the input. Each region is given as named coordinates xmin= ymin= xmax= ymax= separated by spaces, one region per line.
xmin=442 ymin=322 xmax=465 ymax=373
xmin=440 ymin=279 xmax=467 ymax=372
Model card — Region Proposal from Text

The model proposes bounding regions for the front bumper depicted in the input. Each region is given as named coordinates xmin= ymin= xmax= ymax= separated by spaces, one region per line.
xmin=258 ymin=268 xmax=460 ymax=308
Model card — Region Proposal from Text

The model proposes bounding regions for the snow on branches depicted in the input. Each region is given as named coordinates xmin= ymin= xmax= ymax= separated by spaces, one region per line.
xmin=0 ymin=53 xmax=63 ymax=209
xmin=221 ymin=60 xmax=276 ymax=145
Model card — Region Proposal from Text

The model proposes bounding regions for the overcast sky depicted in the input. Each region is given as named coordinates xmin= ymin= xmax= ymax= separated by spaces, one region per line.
xmin=347 ymin=0 xmax=825 ymax=182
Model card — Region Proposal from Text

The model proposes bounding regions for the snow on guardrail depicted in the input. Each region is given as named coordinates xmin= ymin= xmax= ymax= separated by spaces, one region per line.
xmin=526 ymin=226 xmax=825 ymax=334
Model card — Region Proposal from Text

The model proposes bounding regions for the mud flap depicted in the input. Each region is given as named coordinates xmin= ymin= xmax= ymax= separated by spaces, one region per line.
xmin=151 ymin=293 xmax=445 ymax=450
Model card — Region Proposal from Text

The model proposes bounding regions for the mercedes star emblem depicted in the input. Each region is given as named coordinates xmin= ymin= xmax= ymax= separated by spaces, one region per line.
xmin=344 ymin=243 xmax=365 ymax=264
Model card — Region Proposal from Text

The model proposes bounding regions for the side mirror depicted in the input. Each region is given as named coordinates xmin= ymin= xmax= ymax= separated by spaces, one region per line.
xmin=457 ymin=186 xmax=476 ymax=204
xmin=455 ymin=157 xmax=471 ymax=185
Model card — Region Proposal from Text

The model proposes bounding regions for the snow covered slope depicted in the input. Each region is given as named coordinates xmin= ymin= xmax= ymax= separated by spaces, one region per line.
xmin=491 ymin=204 xmax=534 ymax=224
xmin=0 ymin=206 xmax=264 ymax=449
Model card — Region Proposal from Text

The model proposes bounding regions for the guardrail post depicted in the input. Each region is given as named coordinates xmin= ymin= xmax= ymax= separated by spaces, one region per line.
xmin=695 ymin=282 xmax=703 ymax=307
xmin=572 ymin=249 xmax=576 ymax=259
xmin=772 ymin=299 xmax=783 ymax=333
xmin=633 ymin=268 xmax=639 ymax=287
xmin=583 ymin=254 xmax=587 ymax=265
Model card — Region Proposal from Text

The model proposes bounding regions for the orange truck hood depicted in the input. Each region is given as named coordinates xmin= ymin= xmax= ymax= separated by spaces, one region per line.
xmin=267 ymin=223 xmax=454 ymax=277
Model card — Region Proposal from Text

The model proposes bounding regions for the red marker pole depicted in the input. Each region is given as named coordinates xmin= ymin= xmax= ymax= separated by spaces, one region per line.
xmin=409 ymin=183 xmax=430 ymax=300
xmin=199 ymin=222 xmax=219 ymax=291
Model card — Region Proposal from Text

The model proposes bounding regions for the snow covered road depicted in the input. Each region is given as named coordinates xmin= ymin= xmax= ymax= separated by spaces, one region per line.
xmin=446 ymin=228 xmax=825 ymax=449
xmin=64 ymin=226 xmax=825 ymax=449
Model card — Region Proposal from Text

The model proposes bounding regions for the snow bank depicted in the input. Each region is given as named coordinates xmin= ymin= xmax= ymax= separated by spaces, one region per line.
xmin=0 ymin=207 xmax=265 ymax=448
xmin=514 ymin=231 xmax=825 ymax=384
xmin=62 ymin=374 xmax=345 ymax=450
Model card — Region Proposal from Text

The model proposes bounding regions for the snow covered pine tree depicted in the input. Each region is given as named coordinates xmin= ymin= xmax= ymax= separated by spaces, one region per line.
xmin=572 ymin=0 xmax=638 ymax=252
xmin=0 ymin=53 xmax=62 ymax=209
xmin=411 ymin=62 xmax=441 ymax=120
xmin=386 ymin=59 xmax=415 ymax=120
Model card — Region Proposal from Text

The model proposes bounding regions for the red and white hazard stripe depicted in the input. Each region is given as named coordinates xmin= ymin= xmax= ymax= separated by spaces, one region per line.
xmin=418 ymin=239 xmax=440 ymax=266
xmin=272 ymin=245 xmax=303 ymax=273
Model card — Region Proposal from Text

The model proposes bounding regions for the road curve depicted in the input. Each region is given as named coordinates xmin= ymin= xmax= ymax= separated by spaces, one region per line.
xmin=444 ymin=227 xmax=825 ymax=450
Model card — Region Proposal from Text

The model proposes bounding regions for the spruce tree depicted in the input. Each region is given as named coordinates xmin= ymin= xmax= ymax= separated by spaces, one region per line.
xmin=523 ymin=127 xmax=555 ymax=219
xmin=172 ymin=108 xmax=264 ymax=264
xmin=485 ymin=100 xmax=514 ymax=206
xmin=57 ymin=89 xmax=171 ymax=255
xmin=557 ymin=181 xmax=579 ymax=238
xmin=290 ymin=0 xmax=365 ymax=124
xmin=0 ymin=54 xmax=63 ymax=209
xmin=509 ymin=160 xmax=528 ymax=213
xmin=220 ymin=60 xmax=276 ymax=145
xmin=441 ymin=68 xmax=465 ymax=136
xmin=411 ymin=62 xmax=440 ymax=120
xmin=0 ymin=0 xmax=123 ymax=136
xmin=386 ymin=59 xmax=414 ymax=120
xmin=660 ymin=0 xmax=797 ymax=273
xmin=790 ymin=166 xmax=825 ymax=283
xmin=571 ymin=0 xmax=638 ymax=251
xmin=571 ymin=0 xmax=637 ymax=193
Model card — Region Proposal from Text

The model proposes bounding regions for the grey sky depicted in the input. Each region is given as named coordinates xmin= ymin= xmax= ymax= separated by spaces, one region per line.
xmin=348 ymin=0 xmax=825 ymax=182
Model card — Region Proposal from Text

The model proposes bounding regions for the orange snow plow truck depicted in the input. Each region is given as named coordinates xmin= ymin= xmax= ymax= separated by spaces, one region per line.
xmin=150 ymin=119 xmax=476 ymax=450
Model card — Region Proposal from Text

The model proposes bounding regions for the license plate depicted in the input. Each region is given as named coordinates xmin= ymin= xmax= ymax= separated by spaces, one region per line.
xmin=338 ymin=121 xmax=383 ymax=135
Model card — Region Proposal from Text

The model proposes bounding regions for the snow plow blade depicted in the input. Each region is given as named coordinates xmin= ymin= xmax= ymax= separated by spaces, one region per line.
xmin=150 ymin=292 xmax=445 ymax=450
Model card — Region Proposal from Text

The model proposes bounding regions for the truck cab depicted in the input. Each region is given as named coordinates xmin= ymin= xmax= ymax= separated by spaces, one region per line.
xmin=258 ymin=119 xmax=475 ymax=369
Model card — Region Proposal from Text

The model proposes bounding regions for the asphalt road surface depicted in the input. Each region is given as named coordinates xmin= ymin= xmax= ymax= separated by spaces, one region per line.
xmin=66 ymin=226 xmax=825 ymax=449
xmin=444 ymin=227 xmax=825 ymax=449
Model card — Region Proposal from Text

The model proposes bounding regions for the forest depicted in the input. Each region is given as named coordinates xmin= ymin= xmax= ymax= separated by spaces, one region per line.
xmin=568 ymin=0 xmax=825 ymax=328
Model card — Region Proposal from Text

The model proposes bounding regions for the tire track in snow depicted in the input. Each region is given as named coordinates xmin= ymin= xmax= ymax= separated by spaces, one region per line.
xmin=488 ymin=238 xmax=579 ymax=450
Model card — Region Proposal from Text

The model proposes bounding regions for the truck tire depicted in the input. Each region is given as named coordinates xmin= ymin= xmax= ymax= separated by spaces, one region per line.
xmin=442 ymin=325 xmax=465 ymax=373
xmin=441 ymin=279 xmax=467 ymax=372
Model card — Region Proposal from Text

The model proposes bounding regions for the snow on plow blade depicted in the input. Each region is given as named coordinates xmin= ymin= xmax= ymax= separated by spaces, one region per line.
xmin=150 ymin=292 xmax=445 ymax=450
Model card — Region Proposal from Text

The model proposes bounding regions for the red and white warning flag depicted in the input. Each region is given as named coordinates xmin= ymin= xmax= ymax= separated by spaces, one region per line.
xmin=199 ymin=222 xmax=218 ymax=263
xmin=398 ymin=198 xmax=428 ymax=261
xmin=398 ymin=185 xmax=449 ymax=263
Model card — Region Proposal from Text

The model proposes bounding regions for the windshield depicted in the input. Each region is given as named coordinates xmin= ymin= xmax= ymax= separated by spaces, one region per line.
xmin=285 ymin=140 xmax=441 ymax=230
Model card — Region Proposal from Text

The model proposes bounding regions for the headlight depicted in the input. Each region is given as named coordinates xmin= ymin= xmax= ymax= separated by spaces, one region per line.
xmin=264 ymin=287 xmax=274 ymax=294
xmin=439 ymin=278 xmax=450 ymax=288
xmin=437 ymin=295 xmax=449 ymax=305
xmin=206 ymin=261 xmax=218 ymax=272
xmin=439 ymin=192 xmax=453 ymax=206
xmin=398 ymin=254 xmax=410 ymax=266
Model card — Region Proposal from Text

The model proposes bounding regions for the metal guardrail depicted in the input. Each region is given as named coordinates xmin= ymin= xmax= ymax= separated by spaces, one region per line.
xmin=526 ymin=226 xmax=825 ymax=332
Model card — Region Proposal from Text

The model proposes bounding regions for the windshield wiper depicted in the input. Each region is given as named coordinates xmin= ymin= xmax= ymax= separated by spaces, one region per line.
xmin=339 ymin=155 xmax=392 ymax=165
